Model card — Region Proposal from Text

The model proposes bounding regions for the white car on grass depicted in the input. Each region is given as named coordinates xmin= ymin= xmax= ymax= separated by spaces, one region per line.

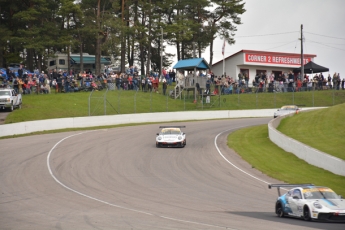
xmin=156 ymin=126 xmax=186 ymax=148
xmin=269 ymin=184 xmax=345 ymax=222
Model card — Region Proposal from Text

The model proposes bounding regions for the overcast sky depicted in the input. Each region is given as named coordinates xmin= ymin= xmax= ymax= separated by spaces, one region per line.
xmin=168 ymin=0 xmax=345 ymax=78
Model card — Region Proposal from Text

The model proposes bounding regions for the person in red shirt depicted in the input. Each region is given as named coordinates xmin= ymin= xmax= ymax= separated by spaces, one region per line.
xmin=128 ymin=76 xmax=133 ymax=90
xmin=296 ymin=79 xmax=302 ymax=91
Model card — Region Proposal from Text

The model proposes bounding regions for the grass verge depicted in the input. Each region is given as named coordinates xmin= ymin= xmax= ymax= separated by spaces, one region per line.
xmin=277 ymin=103 xmax=345 ymax=161
xmin=228 ymin=124 xmax=345 ymax=196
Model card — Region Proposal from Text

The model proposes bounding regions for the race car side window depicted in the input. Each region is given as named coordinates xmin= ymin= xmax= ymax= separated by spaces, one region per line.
xmin=292 ymin=189 xmax=302 ymax=199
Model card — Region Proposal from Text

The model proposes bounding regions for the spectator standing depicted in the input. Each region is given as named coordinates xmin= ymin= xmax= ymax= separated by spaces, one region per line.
xmin=342 ymin=78 xmax=345 ymax=90
xmin=26 ymin=78 xmax=34 ymax=94
xmin=318 ymin=73 xmax=324 ymax=90
xmin=13 ymin=77 xmax=19 ymax=93
xmin=141 ymin=76 xmax=146 ymax=91
xmin=262 ymin=72 xmax=267 ymax=91
xmin=162 ymin=68 xmax=167 ymax=81
xmin=147 ymin=77 xmax=152 ymax=92
xmin=332 ymin=72 xmax=338 ymax=90
xmin=296 ymin=79 xmax=302 ymax=92
xmin=18 ymin=65 xmax=23 ymax=79
xmin=244 ymin=72 xmax=249 ymax=87
xmin=307 ymin=80 xmax=313 ymax=91
xmin=162 ymin=79 xmax=167 ymax=95
xmin=57 ymin=71 xmax=63 ymax=93
xmin=6 ymin=67 xmax=12 ymax=82
xmin=238 ymin=72 xmax=243 ymax=86
xmin=327 ymin=74 xmax=332 ymax=89
xmin=170 ymin=70 xmax=176 ymax=82
xmin=302 ymin=79 xmax=307 ymax=91
xmin=288 ymin=71 xmax=294 ymax=92
xmin=206 ymin=77 xmax=211 ymax=94
xmin=133 ymin=76 xmax=138 ymax=91
xmin=18 ymin=77 xmax=24 ymax=94
xmin=296 ymin=72 xmax=302 ymax=81
xmin=336 ymin=73 xmax=341 ymax=90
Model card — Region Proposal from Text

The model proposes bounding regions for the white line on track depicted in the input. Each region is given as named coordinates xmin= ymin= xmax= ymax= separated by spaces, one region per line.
xmin=47 ymin=131 xmax=235 ymax=229
xmin=46 ymin=124 xmax=282 ymax=229
xmin=214 ymin=126 xmax=271 ymax=185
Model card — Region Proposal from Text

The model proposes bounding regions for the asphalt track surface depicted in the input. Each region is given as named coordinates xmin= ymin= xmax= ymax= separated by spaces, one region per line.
xmin=0 ymin=118 xmax=344 ymax=230
xmin=0 ymin=110 xmax=9 ymax=125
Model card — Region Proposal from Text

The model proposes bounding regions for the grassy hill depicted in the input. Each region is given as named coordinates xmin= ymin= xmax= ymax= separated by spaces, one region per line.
xmin=5 ymin=86 xmax=345 ymax=124
xmin=278 ymin=103 xmax=345 ymax=161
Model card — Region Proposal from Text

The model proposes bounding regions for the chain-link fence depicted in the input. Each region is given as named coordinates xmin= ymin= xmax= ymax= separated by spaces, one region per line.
xmin=87 ymin=85 xmax=345 ymax=116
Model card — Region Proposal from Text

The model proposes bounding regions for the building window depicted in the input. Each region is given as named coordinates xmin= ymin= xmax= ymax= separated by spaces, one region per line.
xmin=49 ymin=60 xmax=56 ymax=67
xmin=59 ymin=59 xmax=66 ymax=65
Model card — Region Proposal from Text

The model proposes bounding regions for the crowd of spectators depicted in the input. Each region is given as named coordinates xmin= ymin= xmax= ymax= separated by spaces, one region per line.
xmin=1 ymin=64 xmax=344 ymax=96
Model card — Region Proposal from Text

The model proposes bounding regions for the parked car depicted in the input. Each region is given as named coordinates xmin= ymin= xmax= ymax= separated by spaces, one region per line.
xmin=269 ymin=184 xmax=345 ymax=222
xmin=0 ymin=88 xmax=22 ymax=111
xmin=274 ymin=105 xmax=300 ymax=118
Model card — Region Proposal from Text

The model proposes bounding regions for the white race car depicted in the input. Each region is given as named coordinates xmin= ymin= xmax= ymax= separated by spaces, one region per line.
xmin=156 ymin=126 xmax=186 ymax=148
xmin=273 ymin=105 xmax=300 ymax=118
xmin=269 ymin=184 xmax=345 ymax=222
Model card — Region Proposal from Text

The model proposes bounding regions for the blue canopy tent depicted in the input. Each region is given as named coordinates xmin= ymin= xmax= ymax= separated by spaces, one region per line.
xmin=172 ymin=58 xmax=210 ymax=101
xmin=173 ymin=58 xmax=210 ymax=70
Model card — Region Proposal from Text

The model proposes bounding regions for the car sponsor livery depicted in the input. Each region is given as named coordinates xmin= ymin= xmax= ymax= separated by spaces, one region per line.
xmin=269 ymin=184 xmax=345 ymax=222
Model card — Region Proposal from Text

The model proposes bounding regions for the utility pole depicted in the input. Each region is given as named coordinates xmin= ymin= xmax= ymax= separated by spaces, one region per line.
xmin=300 ymin=24 xmax=304 ymax=79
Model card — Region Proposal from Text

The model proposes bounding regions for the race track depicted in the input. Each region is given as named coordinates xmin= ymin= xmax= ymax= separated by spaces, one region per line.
xmin=0 ymin=118 xmax=343 ymax=230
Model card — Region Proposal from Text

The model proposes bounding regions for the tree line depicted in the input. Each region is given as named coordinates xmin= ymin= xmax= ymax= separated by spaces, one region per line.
xmin=0 ymin=0 xmax=245 ymax=75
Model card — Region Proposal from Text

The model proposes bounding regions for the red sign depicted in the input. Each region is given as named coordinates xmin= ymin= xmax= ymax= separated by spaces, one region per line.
xmin=245 ymin=53 xmax=311 ymax=66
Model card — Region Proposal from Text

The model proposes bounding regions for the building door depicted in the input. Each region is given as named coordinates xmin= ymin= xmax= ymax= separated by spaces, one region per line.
xmin=239 ymin=68 xmax=249 ymax=82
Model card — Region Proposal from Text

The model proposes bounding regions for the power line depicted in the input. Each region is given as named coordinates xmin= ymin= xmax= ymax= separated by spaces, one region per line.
xmin=304 ymin=31 xmax=345 ymax=40
xmin=234 ymin=31 xmax=298 ymax=38
xmin=265 ymin=40 xmax=297 ymax=51
xmin=235 ymin=41 xmax=297 ymax=45
xmin=306 ymin=40 xmax=345 ymax=52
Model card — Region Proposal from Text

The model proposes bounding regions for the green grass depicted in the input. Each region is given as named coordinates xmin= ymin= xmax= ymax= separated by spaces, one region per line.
xmin=277 ymin=103 xmax=345 ymax=161
xmin=5 ymin=83 xmax=345 ymax=124
xmin=228 ymin=125 xmax=345 ymax=196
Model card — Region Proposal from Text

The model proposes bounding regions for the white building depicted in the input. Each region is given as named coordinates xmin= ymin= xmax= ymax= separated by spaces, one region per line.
xmin=212 ymin=50 xmax=316 ymax=84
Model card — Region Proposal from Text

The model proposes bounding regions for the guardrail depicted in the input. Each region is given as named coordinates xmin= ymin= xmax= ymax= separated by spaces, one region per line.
xmin=0 ymin=109 xmax=276 ymax=137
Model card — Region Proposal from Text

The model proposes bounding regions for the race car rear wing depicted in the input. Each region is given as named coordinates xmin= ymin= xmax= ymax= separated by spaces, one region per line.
xmin=159 ymin=126 xmax=186 ymax=128
xmin=268 ymin=184 xmax=314 ymax=196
